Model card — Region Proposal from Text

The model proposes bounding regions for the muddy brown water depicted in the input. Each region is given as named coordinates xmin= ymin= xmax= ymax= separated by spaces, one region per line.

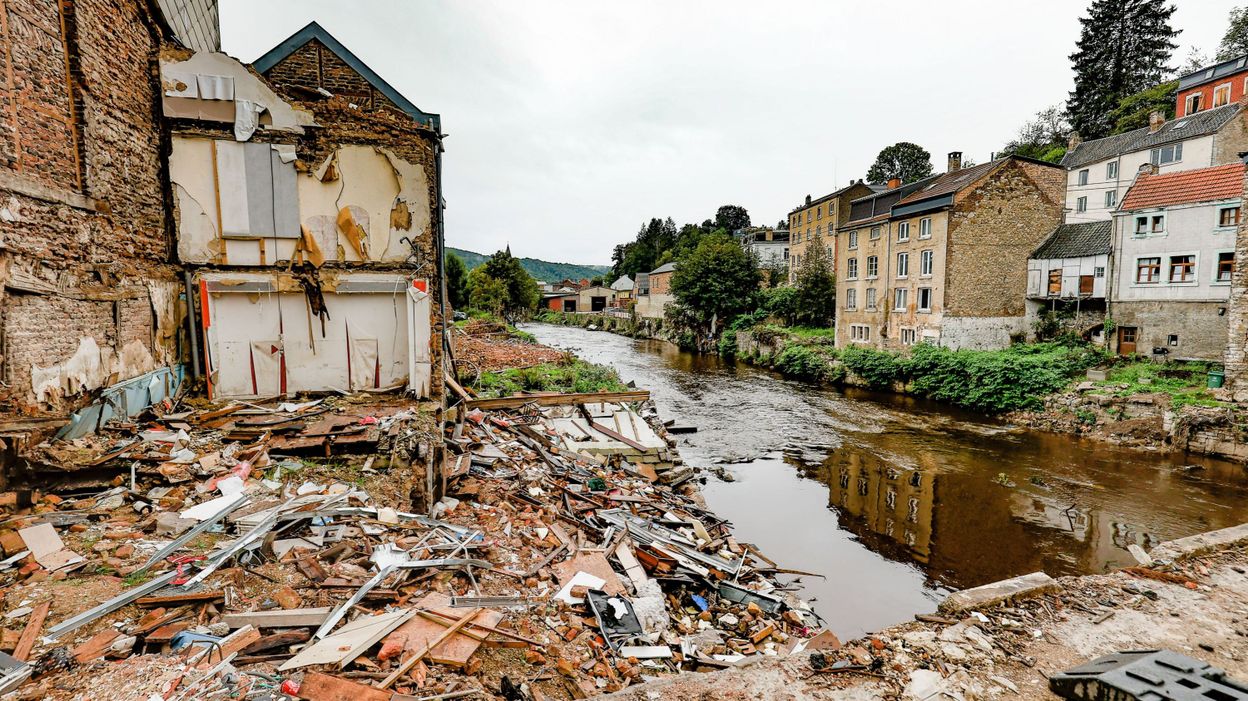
xmin=521 ymin=323 xmax=1248 ymax=639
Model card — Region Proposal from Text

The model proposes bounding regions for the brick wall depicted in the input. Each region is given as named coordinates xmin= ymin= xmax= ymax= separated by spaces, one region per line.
xmin=649 ymin=271 xmax=672 ymax=295
xmin=262 ymin=40 xmax=402 ymax=114
xmin=946 ymin=160 xmax=1064 ymax=319
xmin=0 ymin=0 xmax=180 ymax=414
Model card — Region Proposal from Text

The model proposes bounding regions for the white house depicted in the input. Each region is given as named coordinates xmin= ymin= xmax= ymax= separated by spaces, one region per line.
xmin=1110 ymin=162 xmax=1244 ymax=360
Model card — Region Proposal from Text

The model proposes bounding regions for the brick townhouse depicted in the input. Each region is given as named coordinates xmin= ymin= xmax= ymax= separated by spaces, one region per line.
xmin=836 ymin=153 xmax=1065 ymax=350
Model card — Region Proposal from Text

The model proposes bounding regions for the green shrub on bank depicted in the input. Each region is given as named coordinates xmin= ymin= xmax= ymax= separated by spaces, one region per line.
xmin=718 ymin=332 xmax=738 ymax=357
xmin=474 ymin=359 xmax=626 ymax=397
xmin=773 ymin=345 xmax=829 ymax=380
xmin=839 ymin=346 xmax=907 ymax=389
xmin=906 ymin=343 xmax=1077 ymax=413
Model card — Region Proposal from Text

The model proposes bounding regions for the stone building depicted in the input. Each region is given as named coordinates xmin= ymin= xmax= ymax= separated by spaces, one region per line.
xmin=786 ymin=182 xmax=876 ymax=284
xmin=161 ymin=21 xmax=445 ymax=400
xmin=0 ymin=1 xmax=221 ymax=451
xmin=634 ymin=262 xmax=675 ymax=320
xmin=1111 ymin=162 xmax=1244 ymax=361
xmin=836 ymin=153 xmax=1065 ymax=350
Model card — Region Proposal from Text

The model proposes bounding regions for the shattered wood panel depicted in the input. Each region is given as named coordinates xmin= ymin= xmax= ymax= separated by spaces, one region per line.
xmin=382 ymin=592 xmax=503 ymax=668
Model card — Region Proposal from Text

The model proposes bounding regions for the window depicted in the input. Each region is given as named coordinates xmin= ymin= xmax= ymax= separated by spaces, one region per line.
xmin=918 ymin=287 xmax=932 ymax=311
xmin=1214 ymin=83 xmax=1232 ymax=108
xmin=1150 ymin=143 xmax=1182 ymax=165
xmin=806 ymin=211 xmax=811 ymax=223
xmin=900 ymin=328 xmax=916 ymax=345
xmin=848 ymin=230 xmax=858 ymax=249
xmin=1136 ymin=214 xmax=1165 ymax=234
xmin=920 ymin=250 xmax=933 ymax=276
xmin=1134 ymin=216 xmax=1148 ymax=235
xmin=1218 ymin=252 xmax=1235 ymax=283
xmin=1077 ymin=169 xmax=1089 ymax=186
xmin=1136 ymin=257 xmax=1161 ymax=283
xmin=898 ymin=222 xmax=910 ymax=242
xmin=919 ymin=218 xmax=932 ymax=239
xmin=866 ymin=255 xmax=879 ymax=278
xmin=847 ymin=257 xmax=858 ymax=279
xmin=1047 ymin=269 xmax=1062 ymax=296
xmin=815 ymin=225 xmax=821 ymax=239
xmin=893 ymin=287 xmax=907 ymax=311
xmin=816 ymin=206 xmax=822 ymax=220
xmin=845 ymin=288 xmax=858 ymax=309
xmin=1169 ymin=254 xmax=1195 ymax=283
xmin=1219 ymin=206 xmax=1242 ymax=228
xmin=1076 ymin=196 xmax=1087 ymax=213
xmin=850 ymin=324 xmax=871 ymax=342
xmin=866 ymin=288 xmax=877 ymax=310
xmin=1152 ymin=214 xmax=1165 ymax=232
xmin=1186 ymin=93 xmax=1203 ymax=114
xmin=1095 ymin=266 xmax=1105 ymax=278
xmin=869 ymin=226 xmax=881 ymax=240
xmin=1105 ymin=190 xmax=1117 ymax=208
xmin=1107 ymin=162 xmax=1118 ymax=179
xmin=896 ymin=252 xmax=909 ymax=278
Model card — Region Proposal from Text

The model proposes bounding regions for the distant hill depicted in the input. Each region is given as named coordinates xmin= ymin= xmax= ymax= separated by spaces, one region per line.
xmin=446 ymin=247 xmax=611 ymax=283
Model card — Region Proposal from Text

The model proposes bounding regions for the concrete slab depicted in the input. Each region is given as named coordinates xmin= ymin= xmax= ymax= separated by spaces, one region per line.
xmin=1149 ymin=522 xmax=1248 ymax=563
xmin=938 ymin=572 xmax=1060 ymax=614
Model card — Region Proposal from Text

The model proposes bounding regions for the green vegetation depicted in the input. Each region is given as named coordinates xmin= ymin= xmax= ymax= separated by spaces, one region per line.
xmin=773 ymin=345 xmax=843 ymax=382
xmin=446 ymin=247 xmax=609 ymax=283
xmin=1107 ymin=80 xmax=1177 ymax=135
xmin=446 ymin=251 xmax=469 ymax=310
xmin=792 ymin=238 xmax=837 ymax=327
xmin=473 ymin=358 xmax=627 ymax=398
xmin=1092 ymin=359 xmax=1223 ymax=409
xmin=866 ymin=142 xmax=935 ymax=184
xmin=669 ymin=232 xmax=761 ymax=336
xmin=466 ymin=249 xmax=540 ymax=320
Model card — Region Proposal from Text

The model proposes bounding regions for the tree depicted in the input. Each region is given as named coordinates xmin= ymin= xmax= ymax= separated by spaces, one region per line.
xmin=866 ymin=142 xmax=934 ymax=184
xmin=714 ymin=205 xmax=751 ymax=232
xmin=1066 ymin=0 xmax=1179 ymax=140
xmin=1000 ymin=105 xmax=1071 ymax=163
xmin=793 ymin=238 xmax=837 ymax=327
xmin=670 ymin=233 xmax=760 ymax=331
xmin=471 ymin=248 xmax=539 ymax=320
xmin=1180 ymin=47 xmax=1210 ymax=75
xmin=610 ymin=217 xmax=679 ymax=279
xmin=1106 ymin=80 xmax=1177 ymax=134
xmin=1217 ymin=6 xmax=1248 ymax=61
xmin=445 ymin=252 xmax=469 ymax=310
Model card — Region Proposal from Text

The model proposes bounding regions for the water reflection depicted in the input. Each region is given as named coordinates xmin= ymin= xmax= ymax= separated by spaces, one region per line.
xmin=522 ymin=323 xmax=1248 ymax=635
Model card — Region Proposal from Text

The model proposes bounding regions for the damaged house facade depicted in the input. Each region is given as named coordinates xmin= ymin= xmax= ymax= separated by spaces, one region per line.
xmin=161 ymin=21 xmax=444 ymax=401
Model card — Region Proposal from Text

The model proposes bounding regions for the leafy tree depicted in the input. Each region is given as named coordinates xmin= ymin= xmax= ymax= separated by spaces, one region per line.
xmin=866 ymin=142 xmax=934 ymax=184
xmin=670 ymin=233 xmax=760 ymax=332
xmin=776 ymin=219 xmax=787 ymax=230
xmin=1000 ymin=105 xmax=1070 ymax=163
xmin=445 ymin=252 xmax=469 ymax=310
xmin=1106 ymin=80 xmax=1177 ymax=134
xmin=1180 ymin=47 xmax=1210 ymax=74
xmin=793 ymin=238 xmax=837 ymax=327
xmin=714 ymin=205 xmax=751 ymax=232
xmin=472 ymin=248 xmax=539 ymax=319
xmin=1217 ymin=6 xmax=1248 ymax=61
xmin=1066 ymin=0 xmax=1179 ymax=140
xmin=610 ymin=217 xmax=679 ymax=279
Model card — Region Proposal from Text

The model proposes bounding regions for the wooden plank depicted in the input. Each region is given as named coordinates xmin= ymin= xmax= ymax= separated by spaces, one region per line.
xmin=279 ymin=609 xmax=414 ymax=672
xmin=241 ymin=630 xmax=310 ymax=655
xmin=71 ymin=630 xmax=121 ymax=663
xmin=195 ymin=625 xmax=260 ymax=669
xmin=378 ymin=608 xmax=482 ymax=689
xmin=13 ymin=601 xmax=49 ymax=661
xmin=137 ymin=590 xmax=223 ymax=607
xmin=297 ymin=671 xmax=393 ymax=701
xmin=221 ymin=607 xmax=331 ymax=629
xmin=463 ymin=391 xmax=649 ymax=411
xmin=380 ymin=593 xmax=501 ymax=668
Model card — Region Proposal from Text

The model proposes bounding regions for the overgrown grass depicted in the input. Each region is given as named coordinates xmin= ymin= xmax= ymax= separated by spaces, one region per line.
xmin=474 ymin=358 xmax=628 ymax=397
xmin=1095 ymin=359 xmax=1223 ymax=409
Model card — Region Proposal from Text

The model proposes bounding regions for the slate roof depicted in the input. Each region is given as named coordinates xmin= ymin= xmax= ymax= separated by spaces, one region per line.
xmin=842 ymin=174 xmax=941 ymax=228
xmin=610 ymin=275 xmax=634 ymax=291
xmin=1119 ymin=162 xmax=1246 ymax=211
xmin=896 ymin=160 xmax=1005 ymax=207
xmin=1031 ymin=221 xmax=1112 ymax=260
xmin=1061 ymin=104 xmax=1242 ymax=169
xmin=253 ymin=21 xmax=441 ymax=130
xmin=650 ymin=262 xmax=677 ymax=275
xmin=1178 ymin=54 xmax=1248 ymax=92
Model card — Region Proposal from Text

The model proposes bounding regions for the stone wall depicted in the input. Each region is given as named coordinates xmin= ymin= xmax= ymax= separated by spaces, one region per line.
xmin=1115 ymin=300 xmax=1228 ymax=362
xmin=1224 ymin=166 xmax=1248 ymax=400
xmin=0 ymin=0 xmax=182 ymax=416
xmin=262 ymin=39 xmax=404 ymax=115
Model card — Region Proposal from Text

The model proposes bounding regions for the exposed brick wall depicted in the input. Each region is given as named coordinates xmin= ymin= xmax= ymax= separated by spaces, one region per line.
xmin=649 ymin=271 xmax=672 ymax=295
xmin=0 ymin=0 xmax=180 ymax=415
xmin=262 ymin=40 xmax=401 ymax=114
xmin=946 ymin=161 xmax=1064 ymax=318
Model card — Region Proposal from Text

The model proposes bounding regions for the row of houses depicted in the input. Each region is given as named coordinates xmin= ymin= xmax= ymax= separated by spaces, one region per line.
xmin=0 ymin=2 xmax=445 ymax=448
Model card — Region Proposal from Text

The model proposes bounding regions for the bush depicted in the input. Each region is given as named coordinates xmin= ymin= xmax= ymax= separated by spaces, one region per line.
xmin=718 ymin=332 xmax=738 ymax=357
xmin=773 ymin=345 xmax=829 ymax=380
xmin=474 ymin=359 xmax=627 ymax=397
xmin=839 ymin=346 xmax=906 ymax=389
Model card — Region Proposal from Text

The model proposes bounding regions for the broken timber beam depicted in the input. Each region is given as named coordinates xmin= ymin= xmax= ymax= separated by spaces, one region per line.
xmin=378 ymin=608 xmax=482 ymax=689
xmin=462 ymin=390 xmax=649 ymax=411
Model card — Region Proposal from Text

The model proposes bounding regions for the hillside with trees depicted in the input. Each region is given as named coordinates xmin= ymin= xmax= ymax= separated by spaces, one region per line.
xmin=446 ymin=247 xmax=609 ymax=283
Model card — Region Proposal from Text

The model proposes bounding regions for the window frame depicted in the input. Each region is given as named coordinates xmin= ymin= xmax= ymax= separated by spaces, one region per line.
xmin=845 ymin=287 xmax=858 ymax=310
xmin=846 ymin=257 xmax=858 ymax=280
xmin=896 ymin=252 xmax=909 ymax=279
xmin=1186 ymin=93 xmax=1203 ymax=114
xmin=1076 ymin=196 xmax=1087 ymax=213
xmin=1218 ymin=205 xmax=1242 ymax=229
xmin=897 ymin=222 xmax=910 ymax=242
xmin=1136 ymin=256 xmax=1162 ymax=284
xmin=866 ymin=255 xmax=879 ymax=278
xmin=1214 ymin=82 xmax=1232 ymax=108
xmin=1151 ymin=143 xmax=1183 ymax=165
xmin=900 ymin=328 xmax=916 ymax=346
xmin=919 ymin=249 xmax=933 ymax=277
xmin=1168 ymin=254 xmax=1196 ymax=284
xmin=918 ymin=217 xmax=932 ymax=239
xmin=1216 ymin=251 xmax=1235 ymax=284
xmin=1105 ymin=190 xmax=1116 ymax=208
xmin=1077 ymin=169 xmax=1089 ymax=186
xmin=869 ymin=226 xmax=881 ymax=240
xmin=1107 ymin=161 xmax=1118 ymax=179
xmin=865 ymin=287 xmax=877 ymax=311
xmin=893 ymin=287 xmax=907 ymax=312
xmin=917 ymin=287 xmax=932 ymax=312
xmin=848 ymin=230 xmax=858 ymax=250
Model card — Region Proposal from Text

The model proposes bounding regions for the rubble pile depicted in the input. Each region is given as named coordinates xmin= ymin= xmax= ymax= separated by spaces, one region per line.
xmin=452 ymin=322 xmax=567 ymax=375
xmin=0 ymin=389 xmax=825 ymax=700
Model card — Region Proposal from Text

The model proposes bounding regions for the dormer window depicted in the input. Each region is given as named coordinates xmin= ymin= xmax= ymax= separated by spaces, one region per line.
xmin=1214 ymin=83 xmax=1232 ymax=108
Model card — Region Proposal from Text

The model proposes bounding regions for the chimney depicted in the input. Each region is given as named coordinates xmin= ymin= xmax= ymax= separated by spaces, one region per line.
xmin=1148 ymin=110 xmax=1165 ymax=133
xmin=947 ymin=151 xmax=962 ymax=173
xmin=887 ymin=177 xmax=902 ymax=189
xmin=1138 ymin=162 xmax=1159 ymax=177
xmin=805 ymin=194 xmax=812 ymax=205
xmin=1068 ymin=132 xmax=1082 ymax=151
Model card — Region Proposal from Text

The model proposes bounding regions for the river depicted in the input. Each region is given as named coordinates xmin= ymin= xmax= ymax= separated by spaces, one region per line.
xmin=521 ymin=323 xmax=1248 ymax=639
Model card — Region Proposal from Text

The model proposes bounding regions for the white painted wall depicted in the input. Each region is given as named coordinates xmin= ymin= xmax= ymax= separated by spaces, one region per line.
xmin=1065 ymin=133 xmax=1218 ymax=223
xmin=1026 ymin=254 xmax=1110 ymax=299
xmin=1113 ymin=198 xmax=1239 ymax=303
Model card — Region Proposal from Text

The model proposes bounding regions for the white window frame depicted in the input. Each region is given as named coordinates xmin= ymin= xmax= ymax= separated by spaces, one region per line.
xmin=1076 ymin=196 xmax=1087 ymax=213
xmin=846 ymin=257 xmax=858 ymax=280
xmin=869 ymin=226 xmax=881 ymax=240
xmin=918 ymin=217 xmax=932 ymax=239
xmin=917 ymin=287 xmax=932 ymax=312
xmin=866 ymin=255 xmax=879 ymax=279
xmin=920 ymin=249 xmax=933 ymax=277
xmin=893 ymin=287 xmax=907 ymax=312
xmin=1077 ymin=169 xmax=1089 ymax=186
xmin=900 ymin=328 xmax=916 ymax=345
xmin=845 ymin=288 xmax=858 ymax=309
xmin=848 ymin=230 xmax=858 ymax=250
xmin=1134 ymin=213 xmax=1165 ymax=236
xmin=1186 ymin=93 xmax=1202 ymax=115
xmin=1214 ymin=82 xmax=1232 ymax=108
xmin=897 ymin=222 xmax=910 ymax=242
xmin=865 ymin=288 xmax=877 ymax=311
xmin=1151 ymin=143 xmax=1183 ymax=165
xmin=1104 ymin=190 xmax=1116 ymax=208
xmin=1106 ymin=162 xmax=1118 ymax=180
xmin=850 ymin=324 xmax=871 ymax=342
xmin=896 ymin=252 xmax=909 ymax=279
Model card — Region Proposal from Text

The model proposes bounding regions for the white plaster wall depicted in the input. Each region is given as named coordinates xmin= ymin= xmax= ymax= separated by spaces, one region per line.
xmin=939 ymin=316 xmax=1029 ymax=350
xmin=1027 ymin=254 xmax=1109 ymax=298
xmin=1065 ymin=134 xmax=1218 ymax=224
xmin=1114 ymin=200 xmax=1238 ymax=303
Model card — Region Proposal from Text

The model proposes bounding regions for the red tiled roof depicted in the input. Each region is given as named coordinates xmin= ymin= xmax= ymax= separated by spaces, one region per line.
xmin=1119 ymin=163 xmax=1246 ymax=210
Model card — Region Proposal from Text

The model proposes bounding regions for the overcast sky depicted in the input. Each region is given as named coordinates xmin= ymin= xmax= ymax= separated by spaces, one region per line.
xmin=221 ymin=0 xmax=1236 ymax=266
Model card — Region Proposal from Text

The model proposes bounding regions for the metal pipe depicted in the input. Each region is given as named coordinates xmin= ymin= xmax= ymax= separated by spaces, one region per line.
xmin=184 ymin=270 xmax=201 ymax=379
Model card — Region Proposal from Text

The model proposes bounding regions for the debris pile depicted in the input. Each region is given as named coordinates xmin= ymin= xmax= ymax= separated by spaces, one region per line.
xmin=0 ymin=388 xmax=825 ymax=700
xmin=451 ymin=322 xmax=566 ymax=375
